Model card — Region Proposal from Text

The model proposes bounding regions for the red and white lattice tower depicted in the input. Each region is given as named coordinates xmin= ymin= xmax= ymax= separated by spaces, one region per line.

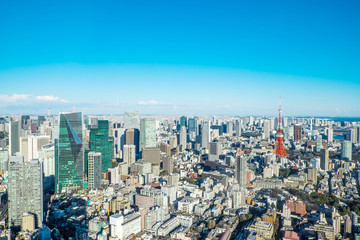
xmin=273 ymin=97 xmax=288 ymax=158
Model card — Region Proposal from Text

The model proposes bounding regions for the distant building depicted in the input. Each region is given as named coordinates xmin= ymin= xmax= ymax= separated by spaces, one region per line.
xmin=341 ymin=140 xmax=352 ymax=161
xmin=125 ymin=128 xmax=140 ymax=154
xmin=124 ymin=111 xmax=140 ymax=129
xmin=123 ymin=145 xmax=136 ymax=167
xmin=180 ymin=116 xmax=187 ymax=128
xmin=201 ymin=121 xmax=210 ymax=149
xmin=235 ymin=156 xmax=247 ymax=187
xmin=140 ymin=118 xmax=156 ymax=151
xmin=9 ymin=120 xmax=20 ymax=156
xmin=320 ymin=148 xmax=329 ymax=171
xmin=294 ymin=124 xmax=302 ymax=141
xmin=179 ymin=126 xmax=187 ymax=149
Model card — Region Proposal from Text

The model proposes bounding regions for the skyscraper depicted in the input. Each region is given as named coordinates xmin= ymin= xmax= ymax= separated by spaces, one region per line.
xmin=9 ymin=120 xmax=20 ymax=156
xmin=320 ymin=148 xmax=329 ymax=171
xmin=89 ymin=120 xmax=113 ymax=172
xmin=201 ymin=121 xmax=210 ymax=150
xmin=140 ymin=118 xmax=156 ymax=151
xmin=125 ymin=128 xmax=140 ymax=154
xmin=124 ymin=111 xmax=140 ymax=129
xmin=123 ymin=145 xmax=136 ymax=167
xmin=179 ymin=126 xmax=187 ymax=148
xmin=88 ymin=152 xmax=102 ymax=189
xmin=180 ymin=116 xmax=187 ymax=128
xmin=188 ymin=118 xmax=197 ymax=133
xmin=55 ymin=112 xmax=84 ymax=193
xmin=294 ymin=124 xmax=302 ymax=141
xmin=235 ymin=120 xmax=241 ymax=137
xmin=263 ymin=120 xmax=271 ymax=140
xmin=341 ymin=141 xmax=352 ymax=161
xmin=235 ymin=156 xmax=247 ymax=188
xmin=9 ymin=159 xmax=43 ymax=229
xmin=316 ymin=135 xmax=323 ymax=153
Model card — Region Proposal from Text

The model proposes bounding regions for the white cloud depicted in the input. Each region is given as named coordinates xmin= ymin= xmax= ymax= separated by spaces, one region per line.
xmin=0 ymin=94 xmax=68 ymax=106
xmin=137 ymin=100 xmax=170 ymax=105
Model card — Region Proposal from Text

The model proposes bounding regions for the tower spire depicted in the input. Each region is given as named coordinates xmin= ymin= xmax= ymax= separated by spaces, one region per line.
xmin=274 ymin=96 xmax=288 ymax=158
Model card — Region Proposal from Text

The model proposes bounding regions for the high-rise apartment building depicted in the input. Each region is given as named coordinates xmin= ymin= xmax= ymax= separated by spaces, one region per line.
xmin=140 ymin=118 xmax=156 ymax=151
xmin=55 ymin=112 xmax=84 ymax=193
xmin=235 ymin=156 xmax=247 ymax=188
xmin=179 ymin=126 xmax=187 ymax=148
xmin=263 ymin=120 xmax=271 ymax=140
xmin=320 ymin=148 xmax=329 ymax=171
xmin=201 ymin=121 xmax=210 ymax=150
xmin=8 ymin=159 xmax=43 ymax=229
xmin=341 ymin=141 xmax=352 ymax=161
xmin=89 ymin=120 xmax=113 ymax=172
xmin=316 ymin=135 xmax=323 ymax=153
xmin=123 ymin=145 xmax=136 ymax=167
xmin=88 ymin=152 xmax=102 ymax=189
xmin=9 ymin=120 xmax=20 ymax=156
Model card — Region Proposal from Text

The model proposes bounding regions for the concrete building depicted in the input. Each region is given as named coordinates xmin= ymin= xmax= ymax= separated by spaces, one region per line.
xmin=88 ymin=152 xmax=102 ymax=189
xmin=109 ymin=212 xmax=141 ymax=240
xmin=235 ymin=156 xmax=247 ymax=187
xmin=9 ymin=159 xmax=43 ymax=229
xmin=123 ymin=145 xmax=136 ymax=167
xmin=201 ymin=121 xmax=210 ymax=150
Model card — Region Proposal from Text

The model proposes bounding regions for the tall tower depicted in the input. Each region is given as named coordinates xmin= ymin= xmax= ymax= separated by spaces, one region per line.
xmin=273 ymin=98 xmax=288 ymax=158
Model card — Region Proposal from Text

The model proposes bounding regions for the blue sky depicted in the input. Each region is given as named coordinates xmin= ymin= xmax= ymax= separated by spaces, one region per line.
xmin=0 ymin=0 xmax=359 ymax=116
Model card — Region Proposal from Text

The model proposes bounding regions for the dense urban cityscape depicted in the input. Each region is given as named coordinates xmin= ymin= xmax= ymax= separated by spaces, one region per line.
xmin=0 ymin=104 xmax=359 ymax=240
xmin=1 ymin=1 xmax=359 ymax=240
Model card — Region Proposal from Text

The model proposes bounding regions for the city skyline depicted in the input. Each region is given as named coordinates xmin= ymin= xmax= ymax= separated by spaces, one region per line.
xmin=1 ymin=1 xmax=359 ymax=116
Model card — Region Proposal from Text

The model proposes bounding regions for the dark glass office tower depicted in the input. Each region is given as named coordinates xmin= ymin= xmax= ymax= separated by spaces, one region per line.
xmin=55 ymin=112 xmax=84 ymax=193
xmin=89 ymin=120 xmax=113 ymax=172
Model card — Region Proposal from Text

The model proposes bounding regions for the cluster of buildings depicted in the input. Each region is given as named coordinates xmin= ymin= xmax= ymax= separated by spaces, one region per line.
xmin=0 ymin=112 xmax=359 ymax=239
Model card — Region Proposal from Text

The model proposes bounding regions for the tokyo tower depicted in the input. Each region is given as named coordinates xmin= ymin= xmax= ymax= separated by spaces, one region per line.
xmin=273 ymin=97 xmax=288 ymax=158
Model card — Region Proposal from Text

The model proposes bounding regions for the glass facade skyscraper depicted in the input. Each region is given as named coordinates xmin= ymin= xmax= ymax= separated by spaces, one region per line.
xmin=55 ymin=112 xmax=84 ymax=193
xmin=89 ymin=120 xmax=113 ymax=172
xmin=180 ymin=116 xmax=187 ymax=127
xmin=140 ymin=118 xmax=156 ymax=151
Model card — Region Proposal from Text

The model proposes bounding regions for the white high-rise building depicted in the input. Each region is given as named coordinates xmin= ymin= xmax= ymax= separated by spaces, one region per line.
xmin=123 ymin=145 xmax=136 ymax=167
xmin=88 ymin=152 xmax=102 ymax=189
xmin=201 ymin=121 xmax=210 ymax=149
xmin=140 ymin=118 xmax=156 ymax=151
xmin=20 ymin=135 xmax=50 ymax=162
xmin=341 ymin=141 xmax=352 ymax=161
xmin=263 ymin=120 xmax=271 ymax=140
xmin=38 ymin=143 xmax=55 ymax=191
xmin=179 ymin=126 xmax=187 ymax=148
